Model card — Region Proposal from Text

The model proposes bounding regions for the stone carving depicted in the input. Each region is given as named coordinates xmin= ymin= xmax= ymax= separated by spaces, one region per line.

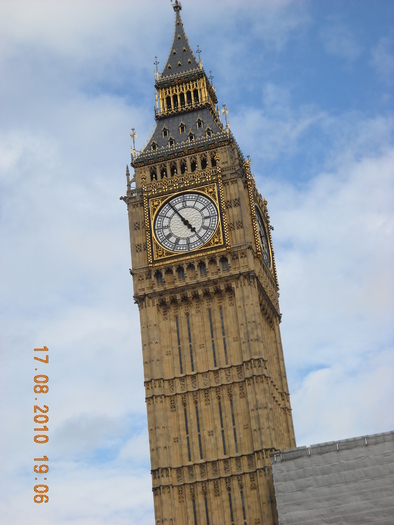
xmin=214 ymin=480 xmax=220 ymax=497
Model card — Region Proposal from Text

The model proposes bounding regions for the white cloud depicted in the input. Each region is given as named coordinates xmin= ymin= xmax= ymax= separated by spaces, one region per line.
xmin=320 ymin=18 xmax=362 ymax=62
xmin=370 ymin=35 xmax=394 ymax=84
xmin=262 ymin=137 xmax=394 ymax=446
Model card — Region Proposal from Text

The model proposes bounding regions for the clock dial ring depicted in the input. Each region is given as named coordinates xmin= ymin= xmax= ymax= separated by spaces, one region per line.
xmin=255 ymin=205 xmax=272 ymax=269
xmin=153 ymin=191 xmax=219 ymax=253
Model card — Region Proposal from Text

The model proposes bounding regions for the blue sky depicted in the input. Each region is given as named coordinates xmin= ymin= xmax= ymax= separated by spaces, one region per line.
xmin=0 ymin=1 xmax=393 ymax=524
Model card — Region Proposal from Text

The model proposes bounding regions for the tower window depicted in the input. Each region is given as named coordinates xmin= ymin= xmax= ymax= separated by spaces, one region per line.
xmin=188 ymin=132 xmax=195 ymax=142
xmin=193 ymin=89 xmax=199 ymax=104
xmin=168 ymin=137 xmax=175 ymax=147
xmin=206 ymin=127 xmax=212 ymax=138
xmin=201 ymin=155 xmax=207 ymax=170
xmin=187 ymin=91 xmax=192 ymax=105
xmin=211 ymin=154 xmax=217 ymax=167
xmin=162 ymin=127 xmax=169 ymax=138
xmin=155 ymin=271 xmax=163 ymax=285
xmin=173 ymin=94 xmax=178 ymax=108
xmin=151 ymin=141 xmax=158 ymax=152
xmin=188 ymin=59 xmax=192 ymax=64
xmin=178 ymin=61 xmax=182 ymax=67
xmin=150 ymin=167 xmax=157 ymax=181
xmin=170 ymin=162 xmax=177 ymax=177
xmin=166 ymin=96 xmax=172 ymax=110
xmin=160 ymin=166 xmax=167 ymax=179
xmin=180 ymin=160 xmax=187 ymax=174
xmin=199 ymin=262 xmax=207 ymax=276
xmin=180 ymin=93 xmax=185 ymax=107
xmin=179 ymin=122 xmax=186 ymax=134
xmin=197 ymin=118 xmax=203 ymax=129
xmin=221 ymin=257 xmax=229 ymax=271
xmin=173 ymin=50 xmax=177 ymax=54
xmin=191 ymin=158 xmax=197 ymax=172
xmin=177 ymin=267 xmax=185 ymax=280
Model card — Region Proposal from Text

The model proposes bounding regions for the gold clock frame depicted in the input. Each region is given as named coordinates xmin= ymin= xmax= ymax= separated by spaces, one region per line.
xmin=244 ymin=160 xmax=274 ymax=275
xmin=146 ymin=182 xmax=229 ymax=266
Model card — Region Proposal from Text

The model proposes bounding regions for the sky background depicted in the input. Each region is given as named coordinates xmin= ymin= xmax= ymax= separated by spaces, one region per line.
xmin=0 ymin=0 xmax=393 ymax=523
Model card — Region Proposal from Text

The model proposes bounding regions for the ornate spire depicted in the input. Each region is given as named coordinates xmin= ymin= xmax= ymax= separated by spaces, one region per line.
xmin=172 ymin=0 xmax=182 ymax=12
xmin=160 ymin=5 xmax=199 ymax=79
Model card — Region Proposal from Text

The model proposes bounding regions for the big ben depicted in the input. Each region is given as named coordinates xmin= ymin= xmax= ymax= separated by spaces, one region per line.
xmin=123 ymin=2 xmax=296 ymax=524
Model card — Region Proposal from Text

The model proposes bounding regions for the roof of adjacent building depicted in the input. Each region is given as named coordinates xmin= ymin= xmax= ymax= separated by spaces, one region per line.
xmin=271 ymin=430 xmax=394 ymax=525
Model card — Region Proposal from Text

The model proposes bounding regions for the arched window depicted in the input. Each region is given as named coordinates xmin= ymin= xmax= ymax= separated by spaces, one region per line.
xmin=177 ymin=267 xmax=185 ymax=280
xmin=199 ymin=262 xmax=207 ymax=276
xmin=166 ymin=96 xmax=172 ymax=110
xmin=221 ymin=257 xmax=229 ymax=271
xmin=173 ymin=94 xmax=178 ymax=109
xmin=188 ymin=132 xmax=195 ymax=143
xmin=197 ymin=118 xmax=203 ymax=129
xmin=162 ymin=127 xmax=169 ymax=138
xmin=179 ymin=122 xmax=186 ymax=134
xmin=168 ymin=137 xmax=175 ymax=147
xmin=160 ymin=166 xmax=167 ymax=179
xmin=155 ymin=271 xmax=163 ymax=285
xmin=211 ymin=154 xmax=217 ymax=167
xmin=193 ymin=89 xmax=199 ymax=104
xmin=151 ymin=141 xmax=158 ymax=152
xmin=187 ymin=91 xmax=192 ymax=105
xmin=170 ymin=162 xmax=177 ymax=177
xmin=150 ymin=167 xmax=157 ymax=181
xmin=190 ymin=158 xmax=197 ymax=172
xmin=200 ymin=155 xmax=208 ymax=170
xmin=180 ymin=160 xmax=187 ymax=174
xmin=206 ymin=127 xmax=212 ymax=138
xmin=180 ymin=93 xmax=185 ymax=107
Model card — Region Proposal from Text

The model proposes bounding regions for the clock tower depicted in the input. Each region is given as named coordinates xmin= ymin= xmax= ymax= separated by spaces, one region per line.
xmin=123 ymin=2 xmax=296 ymax=523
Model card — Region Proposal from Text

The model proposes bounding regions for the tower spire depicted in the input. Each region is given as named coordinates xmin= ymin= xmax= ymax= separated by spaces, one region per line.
xmin=160 ymin=3 xmax=199 ymax=79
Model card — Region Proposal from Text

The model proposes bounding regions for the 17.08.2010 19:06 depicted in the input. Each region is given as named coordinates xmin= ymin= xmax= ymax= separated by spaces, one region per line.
xmin=33 ymin=346 xmax=49 ymax=504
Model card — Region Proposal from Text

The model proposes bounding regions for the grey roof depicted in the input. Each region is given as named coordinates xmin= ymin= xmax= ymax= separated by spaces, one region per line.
xmin=160 ymin=9 xmax=200 ymax=80
xmin=271 ymin=431 xmax=394 ymax=525
xmin=135 ymin=107 xmax=228 ymax=164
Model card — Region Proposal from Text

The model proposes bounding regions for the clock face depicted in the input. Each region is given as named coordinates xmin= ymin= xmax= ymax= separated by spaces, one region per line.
xmin=154 ymin=192 xmax=219 ymax=253
xmin=255 ymin=206 xmax=271 ymax=268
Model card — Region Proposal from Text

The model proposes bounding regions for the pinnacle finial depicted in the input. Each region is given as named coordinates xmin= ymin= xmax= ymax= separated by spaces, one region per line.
xmin=196 ymin=44 xmax=202 ymax=67
xmin=171 ymin=0 xmax=182 ymax=12
xmin=130 ymin=127 xmax=137 ymax=159
xmin=221 ymin=104 xmax=230 ymax=133
xmin=126 ymin=165 xmax=131 ymax=190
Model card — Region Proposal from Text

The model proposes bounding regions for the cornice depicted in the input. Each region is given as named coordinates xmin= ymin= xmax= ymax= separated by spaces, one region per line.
xmin=134 ymin=269 xmax=281 ymax=319
xmin=132 ymin=131 xmax=229 ymax=167
xmin=151 ymin=447 xmax=279 ymax=492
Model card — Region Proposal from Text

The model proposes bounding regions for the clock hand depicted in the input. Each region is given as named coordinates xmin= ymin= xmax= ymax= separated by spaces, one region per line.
xmin=168 ymin=202 xmax=197 ymax=234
